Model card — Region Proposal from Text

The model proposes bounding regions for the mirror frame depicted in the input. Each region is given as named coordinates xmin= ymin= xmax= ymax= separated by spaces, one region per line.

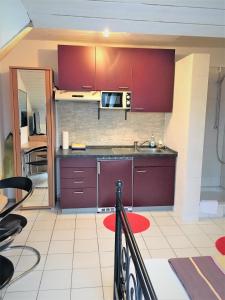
xmin=10 ymin=66 xmax=55 ymax=208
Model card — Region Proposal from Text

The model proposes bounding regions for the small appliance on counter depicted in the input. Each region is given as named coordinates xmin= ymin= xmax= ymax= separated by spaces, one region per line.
xmin=71 ymin=143 xmax=86 ymax=150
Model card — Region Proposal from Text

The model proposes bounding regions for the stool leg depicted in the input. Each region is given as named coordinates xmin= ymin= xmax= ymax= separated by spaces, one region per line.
xmin=2 ymin=245 xmax=40 ymax=285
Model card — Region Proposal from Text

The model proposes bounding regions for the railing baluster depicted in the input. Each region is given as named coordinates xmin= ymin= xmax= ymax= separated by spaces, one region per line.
xmin=114 ymin=180 xmax=123 ymax=300
xmin=113 ymin=180 xmax=158 ymax=300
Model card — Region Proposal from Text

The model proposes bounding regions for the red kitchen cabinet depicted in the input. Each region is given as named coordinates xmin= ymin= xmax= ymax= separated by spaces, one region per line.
xmin=58 ymin=45 xmax=95 ymax=91
xmin=131 ymin=49 xmax=175 ymax=112
xmin=60 ymin=158 xmax=97 ymax=208
xmin=133 ymin=157 xmax=175 ymax=206
xmin=98 ymin=159 xmax=132 ymax=208
xmin=95 ymin=47 xmax=133 ymax=91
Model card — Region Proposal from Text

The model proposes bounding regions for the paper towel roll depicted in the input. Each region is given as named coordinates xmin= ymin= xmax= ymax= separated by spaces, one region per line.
xmin=62 ymin=131 xmax=69 ymax=150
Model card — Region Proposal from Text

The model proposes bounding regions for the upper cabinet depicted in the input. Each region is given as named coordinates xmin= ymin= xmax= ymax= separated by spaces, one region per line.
xmin=131 ymin=49 xmax=175 ymax=112
xmin=95 ymin=47 xmax=132 ymax=91
xmin=57 ymin=45 xmax=175 ymax=112
xmin=58 ymin=45 xmax=96 ymax=91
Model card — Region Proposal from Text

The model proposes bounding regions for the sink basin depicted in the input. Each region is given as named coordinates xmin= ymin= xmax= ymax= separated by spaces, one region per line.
xmin=111 ymin=148 xmax=134 ymax=155
xmin=137 ymin=147 xmax=164 ymax=153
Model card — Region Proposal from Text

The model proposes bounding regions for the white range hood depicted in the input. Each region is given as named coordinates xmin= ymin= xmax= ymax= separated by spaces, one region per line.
xmin=54 ymin=90 xmax=101 ymax=102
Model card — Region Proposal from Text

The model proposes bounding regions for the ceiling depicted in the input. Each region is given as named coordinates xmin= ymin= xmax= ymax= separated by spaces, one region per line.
xmin=20 ymin=0 xmax=225 ymax=40
xmin=24 ymin=28 xmax=225 ymax=48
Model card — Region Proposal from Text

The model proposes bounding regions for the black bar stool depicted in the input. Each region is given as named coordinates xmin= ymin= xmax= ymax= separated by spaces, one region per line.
xmin=0 ymin=177 xmax=40 ymax=291
xmin=0 ymin=255 xmax=14 ymax=300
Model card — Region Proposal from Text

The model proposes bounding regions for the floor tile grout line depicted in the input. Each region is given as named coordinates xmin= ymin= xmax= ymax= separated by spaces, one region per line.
xmin=70 ymin=213 xmax=77 ymax=300
xmin=96 ymin=213 xmax=106 ymax=300
xmin=149 ymin=219 xmax=177 ymax=258
xmin=3 ymin=210 xmax=41 ymax=299
xmin=35 ymin=209 xmax=58 ymax=300
xmin=170 ymin=216 xmax=204 ymax=255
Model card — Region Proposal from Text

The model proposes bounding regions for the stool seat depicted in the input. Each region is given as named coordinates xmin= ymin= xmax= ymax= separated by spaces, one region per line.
xmin=0 ymin=214 xmax=27 ymax=251
xmin=0 ymin=255 xmax=14 ymax=289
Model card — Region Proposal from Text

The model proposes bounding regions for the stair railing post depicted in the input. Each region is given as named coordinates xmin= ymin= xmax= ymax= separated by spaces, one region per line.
xmin=113 ymin=180 xmax=123 ymax=300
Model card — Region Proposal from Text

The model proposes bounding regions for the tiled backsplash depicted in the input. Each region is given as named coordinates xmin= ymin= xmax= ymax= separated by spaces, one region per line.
xmin=56 ymin=102 xmax=165 ymax=148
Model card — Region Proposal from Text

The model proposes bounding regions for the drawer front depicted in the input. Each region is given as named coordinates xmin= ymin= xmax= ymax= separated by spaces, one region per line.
xmin=60 ymin=158 xmax=96 ymax=168
xmin=61 ymin=188 xmax=97 ymax=208
xmin=61 ymin=167 xmax=96 ymax=180
xmin=134 ymin=157 xmax=176 ymax=167
xmin=61 ymin=176 xmax=96 ymax=188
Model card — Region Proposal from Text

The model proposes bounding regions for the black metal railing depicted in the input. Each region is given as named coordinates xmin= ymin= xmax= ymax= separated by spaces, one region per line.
xmin=113 ymin=180 xmax=158 ymax=300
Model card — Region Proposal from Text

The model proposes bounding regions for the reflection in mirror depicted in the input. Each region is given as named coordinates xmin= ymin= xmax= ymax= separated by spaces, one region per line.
xmin=18 ymin=69 xmax=49 ymax=207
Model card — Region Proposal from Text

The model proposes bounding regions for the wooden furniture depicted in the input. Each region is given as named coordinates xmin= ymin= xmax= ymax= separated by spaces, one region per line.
xmin=133 ymin=157 xmax=176 ymax=206
xmin=58 ymin=45 xmax=96 ymax=91
xmin=97 ymin=159 xmax=132 ymax=208
xmin=60 ymin=158 xmax=97 ymax=209
xmin=0 ymin=195 xmax=8 ymax=212
xmin=10 ymin=67 xmax=55 ymax=208
xmin=57 ymin=45 xmax=175 ymax=112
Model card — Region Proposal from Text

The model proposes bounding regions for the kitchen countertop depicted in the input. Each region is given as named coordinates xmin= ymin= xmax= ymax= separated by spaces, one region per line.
xmin=56 ymin=145 xmax=177 ymax=158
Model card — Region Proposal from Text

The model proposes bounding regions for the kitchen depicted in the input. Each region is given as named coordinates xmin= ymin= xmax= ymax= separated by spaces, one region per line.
xmin=1 ymin=33 xmax=225 ymax=221
xmin=0 ymin=0 xmax=224 ymax=225
xmin=0 ymin=2 xmax=225 ymax=300
xmin=55 ymin=45 xmax=176 ymax=213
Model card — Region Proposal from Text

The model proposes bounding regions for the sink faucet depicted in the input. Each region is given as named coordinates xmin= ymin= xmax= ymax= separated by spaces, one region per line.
xmin=133 ymin=141 xmax=139 ymax=151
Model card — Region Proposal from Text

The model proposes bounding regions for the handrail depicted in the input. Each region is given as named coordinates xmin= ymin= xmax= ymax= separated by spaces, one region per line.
xmin=113 ymin=180 xmax=158 ymax=300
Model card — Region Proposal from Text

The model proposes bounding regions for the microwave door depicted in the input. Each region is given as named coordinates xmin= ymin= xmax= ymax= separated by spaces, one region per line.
xmin=110 ymin=94 xmax=117 ymax=107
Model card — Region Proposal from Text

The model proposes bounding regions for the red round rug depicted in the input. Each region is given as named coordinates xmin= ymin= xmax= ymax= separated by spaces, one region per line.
xmin=103 ymin=213 xmax=150 ymax=234
xmin=215 ymin=236 xmax=225 ymax=255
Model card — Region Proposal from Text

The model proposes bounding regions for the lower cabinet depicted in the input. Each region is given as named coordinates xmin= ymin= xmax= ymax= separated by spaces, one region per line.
xmin=59 ymin=156 xmax=176 ymax=209
xmin=98 ymin=159 xmax=133 ymax=208
xmin=133 ymin=157 xmax=175 ymax=206
xmin=60 ymin=158 xmax=97 ymax=208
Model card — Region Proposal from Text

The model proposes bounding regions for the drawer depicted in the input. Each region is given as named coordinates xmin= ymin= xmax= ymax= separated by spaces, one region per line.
xmin=60 ymin=158 xmax=96 ymax=168
xmin=134 ymin=157 xmax=176 ymax=167
xmin=61 ymin=176 xmax=96 ymax=188
xmin=61 ymin=167 xmax=96 ymax=180
xmin=61 ymin=188 xmax=97 ymax=208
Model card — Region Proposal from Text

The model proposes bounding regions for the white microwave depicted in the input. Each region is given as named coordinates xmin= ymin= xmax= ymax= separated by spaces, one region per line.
xmin=100 ymin=91 xmax=131 ymax=109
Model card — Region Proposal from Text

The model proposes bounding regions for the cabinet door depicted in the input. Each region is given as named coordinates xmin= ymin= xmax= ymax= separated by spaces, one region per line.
xmin=95 ymin=47 xmax=132 ymax=91
xmin=98 ymin=160 xmax=132 ymax=208
xmin=133 ymin=166 xmax=175 ymax=206
xmin=131 ymin=49 xmax=175 ymax=112
xmin=58 ymin=45 xmax=95 ymax=91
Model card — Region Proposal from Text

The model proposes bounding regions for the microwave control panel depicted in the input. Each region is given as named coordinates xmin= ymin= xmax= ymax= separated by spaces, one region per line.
xmin=126 ymin=92 xmax=131 ymax=108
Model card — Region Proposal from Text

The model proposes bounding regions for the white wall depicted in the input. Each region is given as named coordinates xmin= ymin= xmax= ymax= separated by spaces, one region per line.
xmin=164 ymin=54 xmax=210 ymax=221
xmin=0 ymin=0 xmax=30 ymax=48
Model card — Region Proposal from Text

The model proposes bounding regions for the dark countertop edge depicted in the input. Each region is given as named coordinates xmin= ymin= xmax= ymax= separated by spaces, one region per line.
xmin=56 ymin=145 xmax=178 ymax=158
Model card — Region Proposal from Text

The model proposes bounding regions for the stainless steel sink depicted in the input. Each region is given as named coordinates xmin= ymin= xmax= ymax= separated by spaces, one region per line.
xmin=137 ymin=147 xmax=164 ymax=153
xmin=111 ymin=148 xmax=134 ymax=155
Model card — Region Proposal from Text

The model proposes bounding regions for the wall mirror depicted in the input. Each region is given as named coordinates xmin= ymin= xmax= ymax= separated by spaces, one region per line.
xmin=10 ymin=67 xmax=55 ymax=208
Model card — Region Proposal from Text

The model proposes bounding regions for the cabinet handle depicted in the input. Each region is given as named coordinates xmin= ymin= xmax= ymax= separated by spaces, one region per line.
xmin=73 ymin=191 xmax=84 ymax=194
xmin=97 ymin=161 xmax=101 ymax=175
xmin=73 ymin=181 xmax=84 ymax=184
xmin=82 ymin=85 xmax=92 ymax=89
xmin=118 ymin=86 xmax=129 ymax=89
xmin=136 ymin=170 xmax=147 ymax=173
xmin=134 ymin=108 xmax=144 ymax=111
xmin=73 ymin=170 xmax=84 ymax=173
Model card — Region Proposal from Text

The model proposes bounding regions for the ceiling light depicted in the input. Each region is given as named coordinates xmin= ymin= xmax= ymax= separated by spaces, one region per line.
xmin=103 ymin=28 xmax=110 ymax=38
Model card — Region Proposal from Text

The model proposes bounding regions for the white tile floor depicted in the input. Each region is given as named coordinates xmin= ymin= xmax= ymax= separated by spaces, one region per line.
xmin=2 ymin=209 xmax=225 ymax=300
